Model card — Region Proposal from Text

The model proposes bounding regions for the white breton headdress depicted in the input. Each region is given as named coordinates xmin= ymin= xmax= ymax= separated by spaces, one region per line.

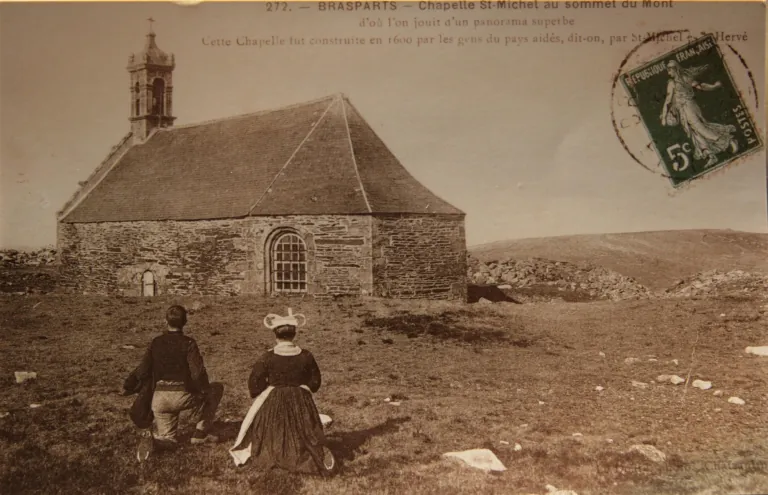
xmin=263 ymin=308 xmax=307 ymax=330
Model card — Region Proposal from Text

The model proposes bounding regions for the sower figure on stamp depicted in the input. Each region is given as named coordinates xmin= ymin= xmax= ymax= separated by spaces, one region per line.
xmin=229 ymin=308 xmax=336 ymax=475
xmin=123 ymin=305 xmax=224 ymax=461
xmin=661 ymin=59 xmax=738 ymax=168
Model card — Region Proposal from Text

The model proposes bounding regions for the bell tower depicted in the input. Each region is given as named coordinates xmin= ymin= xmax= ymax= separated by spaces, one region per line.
xmin=127 ymin=18 xmax=176 ymax=143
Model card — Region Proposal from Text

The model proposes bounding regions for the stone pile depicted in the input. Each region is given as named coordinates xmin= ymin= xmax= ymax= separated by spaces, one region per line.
xmin=467 ymin=256 xmax=652 ymax=301
xmin=0 ymin=247 xmax=57 ymax=268
xmin=662 ymin=269 xmax=768 ymax=299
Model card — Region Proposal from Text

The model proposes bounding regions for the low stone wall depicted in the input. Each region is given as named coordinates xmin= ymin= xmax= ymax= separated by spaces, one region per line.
xmin=372 ymin=214 xmax=467 ymax=301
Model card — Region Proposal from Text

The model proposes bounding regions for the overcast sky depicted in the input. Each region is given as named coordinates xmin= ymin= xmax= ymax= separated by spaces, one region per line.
xmin=1 ymin=1 xmax=765 ymax=249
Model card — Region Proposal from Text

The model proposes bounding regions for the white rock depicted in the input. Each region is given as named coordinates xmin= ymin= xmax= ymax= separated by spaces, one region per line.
xmin=692 ymin=380 xmax=712 ymax=390
xmin=388 ymin=401 xmax=401 ymax=406
xmin=497 ymin=284 xmax=512 ymax=289
xmin=624 ymin=357 xmax=640 ymax=365
xmin=656 ymin=374 xmax=672 ymax=382
xmin=628 ymin=444 xmax=666 ymax=463
xmin=538 ymin=401 xmax=545 ymax=405
xmin=606 ymin=438 xmax=614 ymax=443
xmin=599 ymin=352 xmax=606 ymax=358
xmin=545 ymin=485 xmax=579 ymax=495
xmin=648 ymin=358 xmax=658 ymax=362
xmin=443 ymin=448 xmax=506 ymax=472
xmin=632 ymin=380 xmax=649 ymax=389
xmin=15 ymin=371 xmax=37 ymax=384
xmin=719 ymin=313 xmax=726 ymax=317
xmin=672 ymin=359 xmax=679 ymax=365
xmin=745 ymin=346 xmax=768 ymax=357
xmin=572 ymin=432 xmax=583 ymax=437
xmin=728 ymin=397 xmax=746 ymax=405
xmin=714 ymin=408 xmax=722 ymax=412
xmin=514 ymin=443 xmax=522 ymax=451
xmin=0 ymin=412 xmax=9 ymax=418
xmin=384 ymin=397 xmax=391 ymax=402
xmin=670 ymin=375 xmax=685 ymax=385
xmin=478 ymin=297 xmax=493 ymax=305
xmin=121 ymin=344 xmax=136 ymax=350
xmin=713 ymin=390 xmax=723 ymax=397
xmin=319 ymin=414 xmax=333 ymax=427
xmin=595 ymin=386 xmax=604 ymax=392
xmin=29 ymin=404 xmax=42 ymax=409
xmin=500 ymin=440 xmax=510 ymax=445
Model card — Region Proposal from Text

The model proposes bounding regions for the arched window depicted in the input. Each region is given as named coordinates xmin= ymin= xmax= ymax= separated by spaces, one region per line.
xmin=134 ymin=82 xmax=140 ymax=116
xmin=151 ymin=78 xmax=165 ymax=116
xmin=142 ymin=270 xmax=156 ymax=297
xmin=270 ymin=232 xmax=307 ymax=293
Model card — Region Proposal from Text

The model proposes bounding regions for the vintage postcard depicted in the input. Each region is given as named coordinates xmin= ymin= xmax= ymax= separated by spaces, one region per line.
xmin=0 ymin=1 xmax=766 ymax=494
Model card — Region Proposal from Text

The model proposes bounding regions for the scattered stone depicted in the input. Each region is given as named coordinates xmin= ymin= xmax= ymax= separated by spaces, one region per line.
xmin=728 ymin=397 xmax=746 ymax=405
xmin=628 ymin=444 xmax=666 ymax=463
xmin=499 ymin=440 xmax=510 ymax=445
xmin=745 ymin=346 xmax=768 ymax=357
xmin=29 ymin=404 xmax=42 ymax=409
xmin=599 ymin=352 xmax=606 ymax=358
xmin=595 ymin=386 xmax=604 ymax=392
xmin=672 ymin=359 xmax=679 ymax=366
xmin=121 ymin=344 xmax=136 ymax=350
xmin=468 ymin=255 xmax=651 ymax=302
xmin=648 ymin=358 xmax=658 ymax=362
xmin=572 ymin=433 xmax=583 ymax=437
xmin=692 ymin=380 xmax=712 ymax=391
xmin=656 ymin=374 xmax=672 ymax=382
xmin=443 ymin=448 xmax=506 ymax=472
xmin=545 ymin=485 xmax=579 ymax=495
xmin=624 ymin=357 xmax=640 ymax=365
xmin=514 ymin=443 xmax=522 ymax=451
xmin=497 ymin=284 xmax=512 ymax=290
xmin=606 ymin=438 xmax=614 ymax=443
xmin=0 ymin=412 xmax=9 ymax=418
xmin=478 ymin=297 xmax=493 ymax=304
xmin=670 ymin=375 xmax=685 ymax=385
xmin=388 ymin=401 xmax=401 ymax=406
xmin=713 ymin=390 xmax=723 ymax=397
xmin=538 ymin=401 xmax=545 ymax=405
xmin=14 ymin=371 xmax=37 ymax=384
xmin=714 ymin=408 xmax=722 ymax=412
xmin=631 ymin=380 xmax=649 ymax=389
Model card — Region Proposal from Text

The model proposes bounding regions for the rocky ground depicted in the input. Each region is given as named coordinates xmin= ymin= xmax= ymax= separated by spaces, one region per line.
xmin=467 ymin=255 xmax=768 ymax=304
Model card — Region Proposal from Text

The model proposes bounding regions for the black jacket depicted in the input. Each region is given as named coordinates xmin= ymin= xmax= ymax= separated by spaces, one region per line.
xmin=125 ymin=330 xmax=210 ymax=394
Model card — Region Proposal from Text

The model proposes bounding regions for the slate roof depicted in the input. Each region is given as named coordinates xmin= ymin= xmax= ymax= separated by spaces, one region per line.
xmin=60 ymin=94 xmax=464 ymax=223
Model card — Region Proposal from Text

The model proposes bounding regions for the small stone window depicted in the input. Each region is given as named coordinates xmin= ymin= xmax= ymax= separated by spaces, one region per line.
xmin=270 ymin=232 xmax=307 ymax=294
xmin=142 ymin=270 xmax=156 ymax=297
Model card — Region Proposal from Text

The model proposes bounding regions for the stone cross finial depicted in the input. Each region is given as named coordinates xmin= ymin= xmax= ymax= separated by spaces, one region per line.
xmin=147 ymin=17 xmax=155 ymax=34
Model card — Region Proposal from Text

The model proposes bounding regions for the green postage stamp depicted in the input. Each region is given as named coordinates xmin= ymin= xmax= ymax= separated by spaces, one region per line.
xmin=621 ymin=34 xmax=763 ymax=187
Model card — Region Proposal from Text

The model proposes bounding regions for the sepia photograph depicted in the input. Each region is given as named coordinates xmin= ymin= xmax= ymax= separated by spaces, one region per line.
xmin=0 ymin=1 xmax=766 ymax=494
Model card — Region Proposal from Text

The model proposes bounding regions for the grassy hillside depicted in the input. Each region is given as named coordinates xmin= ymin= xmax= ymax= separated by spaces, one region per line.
xmin=470 ymin=229 xmax=768 ymax=290
xmin=1 ymin=293 xmax=767 ymax=494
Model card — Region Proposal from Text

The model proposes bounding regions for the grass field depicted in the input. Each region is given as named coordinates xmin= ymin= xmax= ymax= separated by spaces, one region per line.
xmin=1 ymin=291 xmax=767 ymax=494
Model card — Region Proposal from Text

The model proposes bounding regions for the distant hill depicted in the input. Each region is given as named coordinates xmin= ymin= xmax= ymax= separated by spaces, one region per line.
xmin=469 ymin=229 xmax=768 ymax=290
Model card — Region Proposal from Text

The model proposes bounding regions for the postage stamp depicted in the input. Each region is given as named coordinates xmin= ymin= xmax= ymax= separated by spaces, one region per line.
xmin=619 ymin=34 xmax=763 ymax=188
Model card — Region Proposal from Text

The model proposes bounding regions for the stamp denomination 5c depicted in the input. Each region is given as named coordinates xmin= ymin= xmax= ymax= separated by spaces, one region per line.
xmin=620 ymin=34 xmax=763 ymax=188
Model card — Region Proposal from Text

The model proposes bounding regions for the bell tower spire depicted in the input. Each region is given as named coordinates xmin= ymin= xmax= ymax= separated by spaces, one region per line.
xmin=127 ymin=19 xmax=176 ymax=143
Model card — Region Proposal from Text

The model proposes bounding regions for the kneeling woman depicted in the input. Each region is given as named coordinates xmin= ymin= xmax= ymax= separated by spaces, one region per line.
xmin=230 ymin=311 xmax=334 ymax=475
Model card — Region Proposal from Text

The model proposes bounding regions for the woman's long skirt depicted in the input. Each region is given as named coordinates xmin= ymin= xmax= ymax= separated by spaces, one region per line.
xmin=230 ymin=386 xmax=327 ymax=474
